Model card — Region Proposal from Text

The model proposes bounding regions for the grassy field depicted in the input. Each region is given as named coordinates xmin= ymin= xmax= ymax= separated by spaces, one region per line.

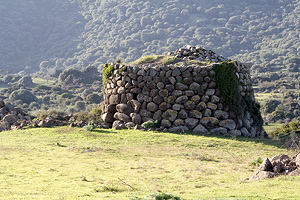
xmin=0 ymin=127 xmax=299 ymax=200
xmin=263 ymin=123 xmax=283 ymax=134
xmin=254 ymin=92 xmax=282 ymax=103
xmin=32 ymin=78 xmax=56 ymax=86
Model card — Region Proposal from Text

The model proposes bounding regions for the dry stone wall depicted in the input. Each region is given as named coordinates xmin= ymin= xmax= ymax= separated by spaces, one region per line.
xmin=101 ymin=60 xmax=266 ymax=138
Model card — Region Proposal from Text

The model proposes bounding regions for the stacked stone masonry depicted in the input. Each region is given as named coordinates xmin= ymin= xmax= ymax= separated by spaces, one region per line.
xmin=102 ymin=61 xmax=265 ymax=138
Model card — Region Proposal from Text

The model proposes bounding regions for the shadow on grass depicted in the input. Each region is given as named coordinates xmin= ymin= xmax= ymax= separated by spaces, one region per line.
xmin=84 ymin=129 xmax=115 ymax=137
xmin=161 ymin=130 xmax=284 ymax=149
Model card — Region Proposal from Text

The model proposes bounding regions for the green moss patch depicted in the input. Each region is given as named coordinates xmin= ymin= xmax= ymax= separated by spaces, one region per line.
xmin=214 ymin=62 xmax=263 ymax=127
xmin=214 ymin=62 xmax=240 ymax=106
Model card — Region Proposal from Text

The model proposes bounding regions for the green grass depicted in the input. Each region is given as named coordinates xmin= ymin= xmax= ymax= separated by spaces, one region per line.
xmin=0 ymin=127 xmax=299 ymax=199
xmin=263 ymin=123 xmax=283 ymax=134
xmin=32 ymin=78 xmax=56 ymax=86
xmin=254 ymin=93 xmax=282 ymax=103
xmin=129 ymin=55 xmax=209 ymax=67
xmin=130 ymin=55 xmax=165 ymax=65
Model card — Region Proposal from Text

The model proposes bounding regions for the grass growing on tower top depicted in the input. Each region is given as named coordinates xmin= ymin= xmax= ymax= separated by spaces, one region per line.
xmin=0 ymin=127 xmax=299 ymax=200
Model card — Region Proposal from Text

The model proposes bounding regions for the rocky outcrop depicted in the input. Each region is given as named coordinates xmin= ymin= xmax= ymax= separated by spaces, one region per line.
xmin=249 ymin=153 xmax=300 ymax=181
xmin=0 ymin=99 xmax=31 ymax=131
xmin=101 ymin=46 xmax=266 ymax=137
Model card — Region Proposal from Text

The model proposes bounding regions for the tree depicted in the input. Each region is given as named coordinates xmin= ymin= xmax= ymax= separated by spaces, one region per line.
xmin=18 ymin=76 xmax=34 ymax=87
xmin=85 ymin=93 xmax=101 ymax=104
xmin=260 ymin=99 xmax=281 ymax=114
xmin=9 ymin=89 xmax=38 ymax=104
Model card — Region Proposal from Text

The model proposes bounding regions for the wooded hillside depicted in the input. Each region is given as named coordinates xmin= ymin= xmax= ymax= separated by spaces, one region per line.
xmin=0 ymin=0 xmax=299 ymax=73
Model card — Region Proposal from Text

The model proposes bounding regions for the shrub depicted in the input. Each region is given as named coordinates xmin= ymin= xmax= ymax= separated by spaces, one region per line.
xmin=18 ymin=76 xmax=34 ymax=87
xmin=261 ymin=99 xmax=281 ymax=114
xmin=3 ymin=75 xmax=14 ymax=83
xmin=71 ymin=105 xmax=103 ymax=124
xmin=75 ymin=101 xmax=86 ymax=110
xmin=42 ymin=95 xmax=51 ymax=103
xmin=58 ymin=68 xmax=82 ymax=85
xmin=85 ymin=93 xmax=101 ymax=104
xmin=34 ymin=85 xmax=51 ymax=91
xmin=9 ymin=89 xmax=38 ymax=104
xmin=141 ymin=120 xmax=161 ymax=129
xmin=81 ymin=89 xmax=92 ymax=98
xmin=132 ymin=193 xmax=181 ymax=200
xmin=29 ymin=102 xmax=40 ymax=110
xmin=60 ymin=93 xmax=75 ymax=99
xmin=81 ymin=65 xmax=100 ymax=84
xmin=102 ymin=63 xmax=114 ymax=86
xmin=270 ymin=120 xmax=300 ymax=138
xmin=31 ymin=109 xmax=66 ymax=120
xmin=250 ymin=157 xmax=263 ymax=167
xmin=83 ymin=121 xmax=97 ymax=131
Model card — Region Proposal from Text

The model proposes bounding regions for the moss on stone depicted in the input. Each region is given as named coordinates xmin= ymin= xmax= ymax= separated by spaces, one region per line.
xmin=214 ymin=62 xmax=240 ymax=106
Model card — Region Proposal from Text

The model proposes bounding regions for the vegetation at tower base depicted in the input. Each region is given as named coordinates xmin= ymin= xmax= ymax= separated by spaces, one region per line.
xmin=101 ymin=46 xmax=266 ymax=138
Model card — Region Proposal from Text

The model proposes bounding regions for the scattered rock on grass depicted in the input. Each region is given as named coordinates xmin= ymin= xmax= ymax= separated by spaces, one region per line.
xmin=249 ymin=152 xmax=300 ymax=181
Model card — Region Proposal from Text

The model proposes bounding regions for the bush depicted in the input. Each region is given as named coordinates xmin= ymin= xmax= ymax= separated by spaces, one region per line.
xmin=61 ymin=93 xmax=75 ymax=99
xmin=42 ymin=95 xmax=51 ymax=103
xmin=83 ymin=121 xmax=97 ymax=131
xmin=75 ymin=101 xmax=86 ymax=110
xmin=81 ymin=89 xmax=92 ymax=98
xmin=51 ymin=85 xmax=62 ymax=92
xmin=3 ymin=75 xmax=14 ymax=83
xmin=34 ymin=85 xmax=51 ymax=91
xmin=9 ymin=89 xmax=37 ymax=104
xmin=18 ymin=76 xmax=34 ymax=87
xmin=85 ymin=93 xmax=101 ymax=104
xmin=102 ymin=63 xmax=114 ymax=86
xmin=29 ymin=102 xmax=40 ymax=110
xmin=261 ymin=99 xmax=281 ymax=114
xmin=58 ymin=68 xmax=82 ymax=85
xmin=270 ymin=120 xmax=300 ymax=138
xmin=132 ymin=193 xmax=181 ymax=200
xmin=71 ymin=105 xmax=103 ymax=124
xmin=31 ymin=109 xmax=66 ymax=120
xmin=141 ymin=120 xmax=160 ymax=129
xmin=250 ymin=157 xmax=263 ymax=167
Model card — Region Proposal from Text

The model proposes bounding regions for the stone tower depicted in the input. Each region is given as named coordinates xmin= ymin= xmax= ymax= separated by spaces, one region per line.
xmin=101 ymin=46 xmax=266 ymax=138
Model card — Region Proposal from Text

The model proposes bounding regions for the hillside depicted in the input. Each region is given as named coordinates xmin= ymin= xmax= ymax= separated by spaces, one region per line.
xmin=1 ymin=127 xmax=299 ymax=199
xmin=0 ymin=0 xmax=299 ymax=73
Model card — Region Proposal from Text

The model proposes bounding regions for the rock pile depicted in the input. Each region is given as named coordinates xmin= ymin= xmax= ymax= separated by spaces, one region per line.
xmin=249 ymin=153 xmax=300 ymax=181
xmin=0 ymin=99 xmax=70 ymax=131
xmin=168 ymin=45 xmax=229 ymax=63
xmin=0 ymin=99 xmax=31 ymax=132
xmin=101 ymin=58 xmax=265 ymax=137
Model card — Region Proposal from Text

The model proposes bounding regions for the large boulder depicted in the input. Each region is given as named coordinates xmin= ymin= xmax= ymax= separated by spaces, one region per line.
xmin=185 ymin=118 xmax=198 ymax=129
xmin=116 ymin=104 xmax=133 ymax=114
xmin=101 ymin=113 xmax=115 ymax=123
xmin=193 ymin=124 xmax=208 ymax=134
xmin=162 ymin=109 xmax=178 ymax=122
xmin=112 ymin=120 xmax=125 ymax=130
xmin=114 ymin=112 xmax=131 ymax=122
xmin=249 ymin=170 xmax=276 ymax=181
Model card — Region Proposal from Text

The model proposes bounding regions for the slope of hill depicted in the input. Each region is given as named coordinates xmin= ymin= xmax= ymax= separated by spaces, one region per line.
xmin=0 ymin=0 xmax=299 ymax=73
xmin=1 ymin=127 xmax=299 ymax=199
